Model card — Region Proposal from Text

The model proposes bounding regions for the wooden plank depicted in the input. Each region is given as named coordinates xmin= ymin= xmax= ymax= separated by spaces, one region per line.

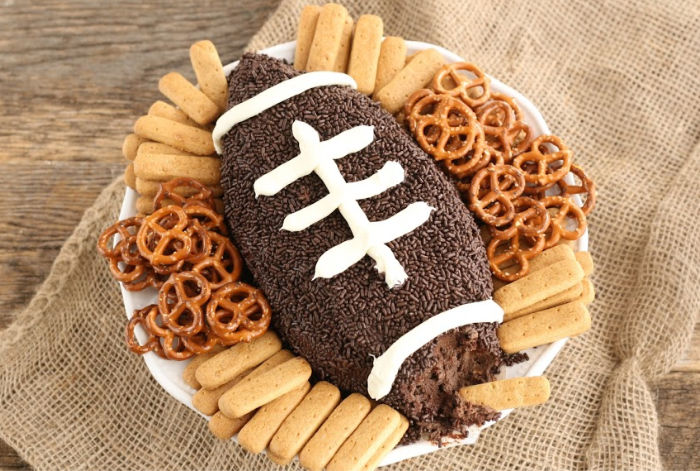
xmin=655 ymin=371 xmax=700 ymax=471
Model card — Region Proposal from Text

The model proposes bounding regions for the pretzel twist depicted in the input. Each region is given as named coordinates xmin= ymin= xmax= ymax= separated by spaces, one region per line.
xmin=207 ymin=282 xmax=272 ymax=344
xmin=432 ymin=62 xmax=491 ymax=107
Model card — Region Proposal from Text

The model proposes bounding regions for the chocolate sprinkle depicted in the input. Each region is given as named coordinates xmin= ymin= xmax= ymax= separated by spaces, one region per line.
xmin=221 ymin=53 xmax=502 ymax=441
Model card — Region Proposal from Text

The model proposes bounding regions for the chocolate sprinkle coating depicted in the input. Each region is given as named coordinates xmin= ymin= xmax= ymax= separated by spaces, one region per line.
xmin=221 ymin=53 xmax=500 ymax=440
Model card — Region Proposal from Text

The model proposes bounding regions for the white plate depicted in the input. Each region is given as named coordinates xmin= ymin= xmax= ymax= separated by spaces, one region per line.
xmin=119 ymin=40 xmax=588 ymax=467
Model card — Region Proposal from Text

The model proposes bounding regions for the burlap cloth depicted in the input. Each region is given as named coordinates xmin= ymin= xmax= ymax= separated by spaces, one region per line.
xmin=1 ymin=1 xmax=698 ymax=470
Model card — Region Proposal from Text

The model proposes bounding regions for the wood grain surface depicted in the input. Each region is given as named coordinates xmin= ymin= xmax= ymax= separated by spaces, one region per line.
xmin=0 ymin=1 xmax=697 ymax=470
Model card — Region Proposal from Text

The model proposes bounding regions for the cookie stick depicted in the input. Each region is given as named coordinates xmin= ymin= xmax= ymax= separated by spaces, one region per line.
xmin=299 ymin=393 xmax=372 ymax=471
xmin=527 ymin=244 xmax=576 ymax=273
xmin=306 ymin=3 xmax=348 ymax=72
xmin=158 ymin=72 xmax=220 ymax=126
xmin=505 ymin=282 xmax=583 ymax=321
xmin=218 ymin=357 xmax=312 ymax=418
xmin=268 ymin=381 xmax=342 ymax=465
xmin=182 ymin=346 xmax=225 ymax=390
xmin=293 ymin=5 xmax=322 ymax=70
xmin=347 ymin=14 xmax=383 ymax=94
xmin=494 ymin=258 xmax=584 ymax=315
xmin=373 ymin=37 xmax=406 ymax=94
xmin=136 ymin=142 xmax=191 ymax=158
xmin=148 ymin=100 xmax=200 ymax=128
xmin=237 ymin=382 xmax=311 ymax=454
xmin=133 ymin=152 xmax=220 ymax=185
xmin=360 ymin=415 xmax=409 ymax=471
xmin=333 ymin=15 xmax=354 ymax=72
xmin=124 ymin=163 xmax=136 ymax=190
xmin=190 ymin=40 xmax=228 ymax=111
xmin=498 ymin=301 xmax=592 ymax=353
xmin=133 ymin=115 xmax=214 ymax=155
xmin=195 ymin=330 xmax=282 ymax=389
xmin=459 ymin=376 xmax=551 ymax=411
xmin=207 ymin=350 xmax=295 ymax=439
xmin=122 ymin=134 xmax=147 ymax=161
xmin=326 ymin=405 xmax=403 ymax=471
xmin=575 ymin=251 xmax=594 ymax=276
xmin=374 ymin=48 xmax=446 ymax=114
xmin=193 ymin=350 xmax=295 ymax=416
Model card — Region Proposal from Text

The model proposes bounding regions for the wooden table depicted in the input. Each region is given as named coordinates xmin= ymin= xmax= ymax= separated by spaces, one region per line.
xmin=0 ymin=1 xmax=697 ymax=470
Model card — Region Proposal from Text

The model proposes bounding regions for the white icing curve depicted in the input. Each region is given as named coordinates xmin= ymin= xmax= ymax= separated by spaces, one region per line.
xmin=367 ymin=300 xmax=504 ymax=400
xmin=212 ymin=71 xmax=357 ymax=153
xmin=256 ymin=120 xmax=433 ymax=288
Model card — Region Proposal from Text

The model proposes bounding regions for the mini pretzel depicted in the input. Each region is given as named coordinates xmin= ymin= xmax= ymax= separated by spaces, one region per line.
xmin=125 ymin=305 xmax=163 ymax=356
xmin=143 ymin=304 xmax=194 ymax=360
xmin=184 ymin=204 xmax=227 ymax=234
xmin=406 ymin=90 xmax=481 ymax=162
xmin=468 ymin=164 xmax=526 ymax=226
xmin=541 ymin=195 xmax=587 ymax=248
xmin=184 ymin=219 xmax=212 ymax=264
xmin=512 ymin=135 xmax=572 ymax=190
xmin=555 ymin=164 xmax=596 ymax=215
xmin=487 ymin=232 xmax=546 ymax=282
xmin=490 ymin=197 xmax=551 ymax=240
xmin=207 ymin=282 xmax=272 ymax=344
xmin=432 ymin=62 xmax=491 ymax=107
xmin=477 ymin=93 xmax=524 ymax=124
xmin=158 ymin=271 xmax=211 ymax=337
xmin=441 ymin=125 xmax=488 ymax=177
xmin=136 ymin=205 xmax=193 ymax=266
xmin=153 ymin=177 xmax=215 ymax=211
xmin=477 ymin=100 xmax=532 ymax=163
xmin=192 ymin=232 xmax=243 ymax=290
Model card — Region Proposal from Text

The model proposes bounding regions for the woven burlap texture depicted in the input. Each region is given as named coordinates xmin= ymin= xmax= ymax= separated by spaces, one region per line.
xmin=1 ymin=0 xmax=699 ymax=470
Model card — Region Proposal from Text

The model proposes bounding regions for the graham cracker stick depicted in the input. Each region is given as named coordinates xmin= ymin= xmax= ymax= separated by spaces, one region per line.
xmin=158 ymin=72 xmax=220 ymax=126
xmin=148 ymin=100 xmax=200 ymax=127
xmin=579 ymin=278 xmax=595 ymax=305
xmin=494 ymin=258 xmax=584 ymax=315
xmin=195 ymin=331 xmax=281 ymax=390
xmin=299 ymin=393 xmax=372 ymax=471
xmin=527 ymin=244 xmax=576 ymax=273
xmin=333 ymin=15 xmax=354 ymax=72
xmin=132 ymin=152 xmax=220 ymax=185
xmin=326 ymin=405 xmax=403 ymax=471
xmin=268 ymin=381 xmax=342 ymax=465
xmin=182 ymin=346 xmax=225 ymax=390
xmin=133 ymin=115 xmax=214 ymax=155
xmin=136 ymin=141 xmax=192 ymax=158
xmin=208 ymin=411 xmax=253 ymax=440
xmin=498 ymin=301 xmax=592 ymax=353
xmin=505 ymin=282 xmax=583 ymax=321
xmin=306 ymin=3 xmax=348 ymax=72
xmin=122 ymin=133 xmax=147 ymax=161
xmin=575 ymin=251 xmax=594 ymax=276
xmin=360 ymin=415 xmax=409 ymax=471
xmin=294 ymin=5 xmax=322 ymax=70
xmin=190 ymin=40 xmax=228 ymax=110
xmin=237 ymin=382 xmax=311 ymax=454
xmin=374 ymin=48 xmax=446 ymax=114
xmin=374 ymin=37 xmax=406 ymax=94
xmin=218 ymin=357 xmax=312 ymax=418
xmin=459 ymin=376 xmax=551 ymax=411
xmin=124 ymin=163 xmax=136 ymax=189
xmin=347 ymin=14 xmax=383 ymax=94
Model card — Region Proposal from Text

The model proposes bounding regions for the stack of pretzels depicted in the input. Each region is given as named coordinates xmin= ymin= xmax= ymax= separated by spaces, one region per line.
xmin=404 ymin=63 xmax=596 ymax=281
xmin=98 ymin=177 xmax=272 ymax=359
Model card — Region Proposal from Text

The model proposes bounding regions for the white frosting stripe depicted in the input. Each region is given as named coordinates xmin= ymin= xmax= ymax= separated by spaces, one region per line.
xmin=213 ymin=71 xmax=358 ymax=153
xmin=367 ymin=300 xmax=504 ymax=400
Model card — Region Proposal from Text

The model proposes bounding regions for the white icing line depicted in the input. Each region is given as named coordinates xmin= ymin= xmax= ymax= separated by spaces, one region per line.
xmin=255 ymin=120 xmax=433 ymax=288
xmin=367 ymin=300 xmax=504 ymax=400
xmin=212 ymin=71 xmax=357 ymax=153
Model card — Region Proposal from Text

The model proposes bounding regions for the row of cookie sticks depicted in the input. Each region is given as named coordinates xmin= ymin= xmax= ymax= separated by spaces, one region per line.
xmin=293 ymin=3 xmax=447 ymax=113
xmin=121 ymin=40 xmax=226 ymax=215
xmin=181 ymin=331 xmax=406 ymax=471
xmin=493 ymin=244 xmax=594 ymax=353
